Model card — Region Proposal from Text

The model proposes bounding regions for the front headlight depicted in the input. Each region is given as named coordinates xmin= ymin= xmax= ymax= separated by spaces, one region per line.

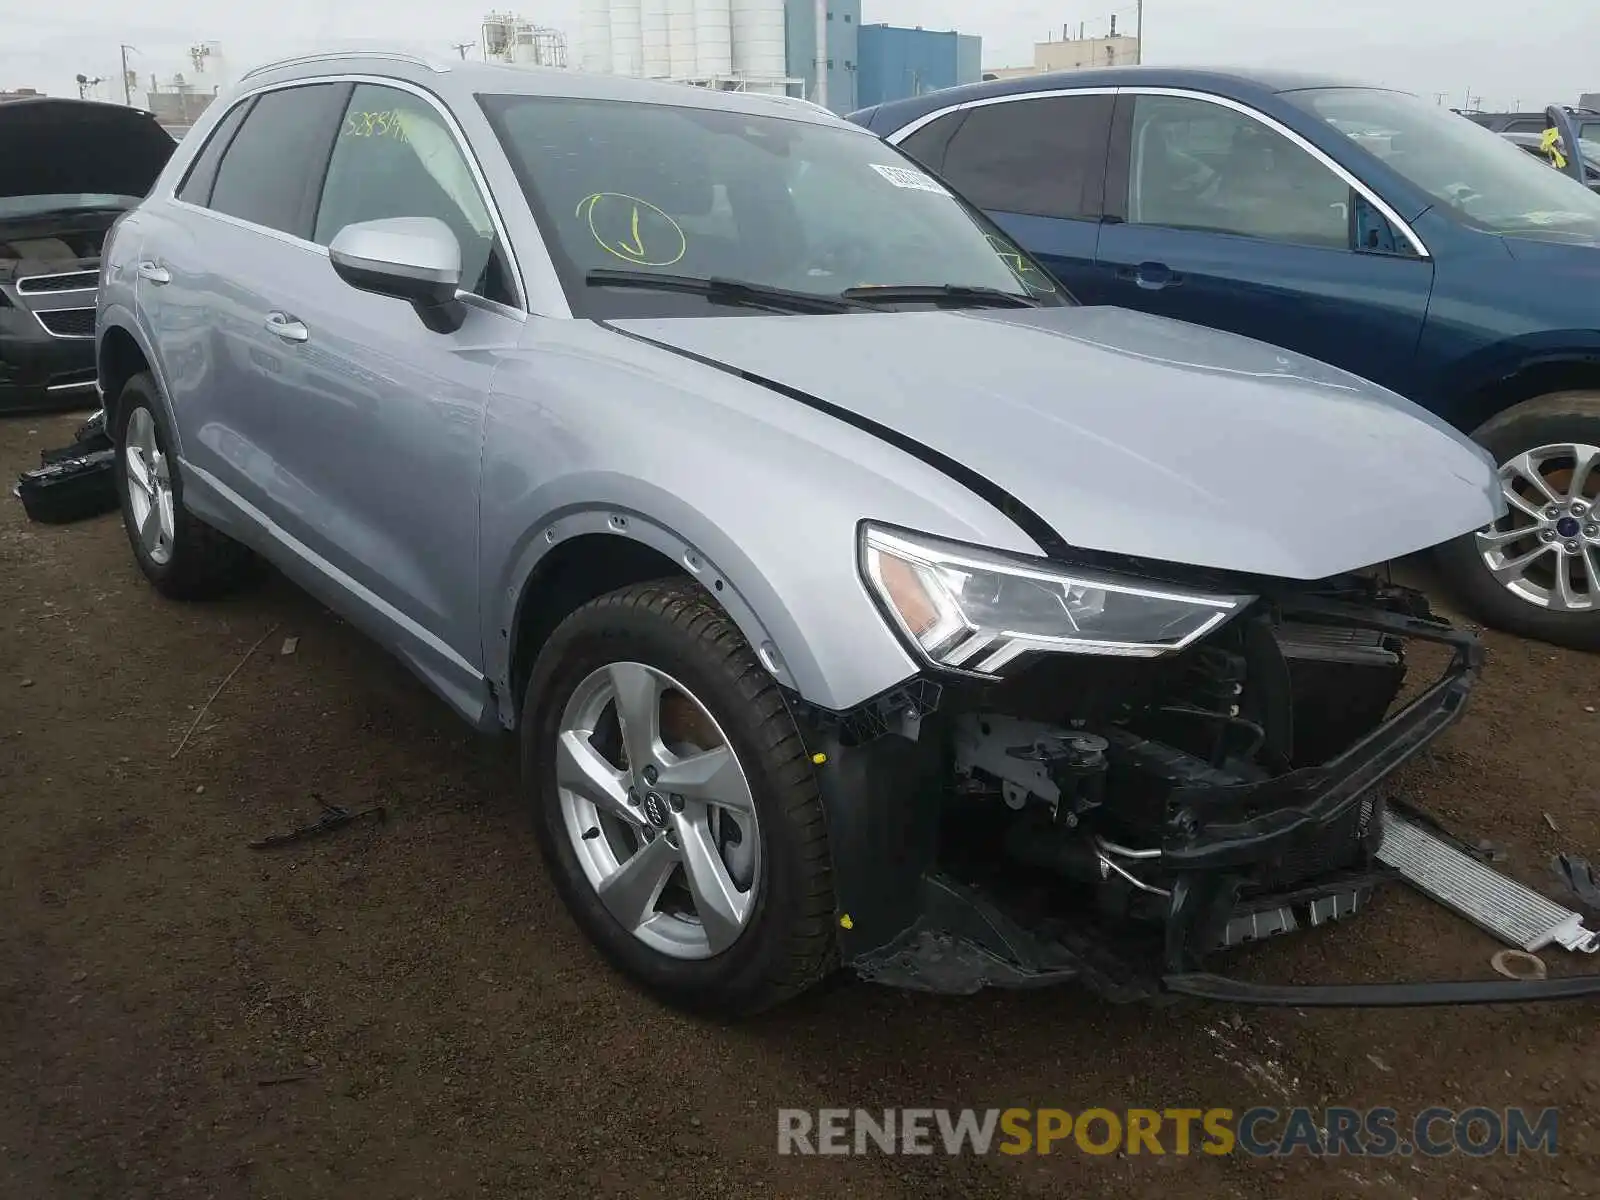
xmin=860 ymin=524 xmax=1253 ymax=676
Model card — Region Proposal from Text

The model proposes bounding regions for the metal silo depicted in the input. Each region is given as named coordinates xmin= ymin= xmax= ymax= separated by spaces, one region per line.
xmin=731 ymin=0 xmax=786 ymax=81
xmin=667 ymin=0 xmax=697 ymax=78
xmin=611 ymin=0 xmax=644 ymax=74
xmin=693 ymin=0 xmax=733 ymax=77
xmin=641 ymin=0 xmax=671 ymax=77
xmin=578 ymin=0 xmax=613 ymax=71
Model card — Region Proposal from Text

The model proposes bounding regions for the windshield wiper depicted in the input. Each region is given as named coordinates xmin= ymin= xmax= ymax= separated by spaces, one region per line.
xmin=839 ymin=283 xmax=1041 ymax=309
xmin=586 ymin=269 xmax=863 ymax=313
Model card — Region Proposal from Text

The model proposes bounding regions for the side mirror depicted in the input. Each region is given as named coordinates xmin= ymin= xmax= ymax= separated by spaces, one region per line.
xmin=328 ymin=217 xmax=466 ymax=333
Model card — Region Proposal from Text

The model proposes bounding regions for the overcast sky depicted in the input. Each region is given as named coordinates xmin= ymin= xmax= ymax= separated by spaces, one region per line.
xmin=0 ymin=0 xmax=1593 ymax=112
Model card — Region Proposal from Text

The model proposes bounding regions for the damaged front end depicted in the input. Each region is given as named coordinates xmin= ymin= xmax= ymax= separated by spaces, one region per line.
xmin=796 ymin=542 xmax=1600 ymax=1007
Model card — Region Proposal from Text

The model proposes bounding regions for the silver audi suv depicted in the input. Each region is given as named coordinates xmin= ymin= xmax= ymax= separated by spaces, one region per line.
xmin=99 ymin=52 xmax=1536 ymax=1014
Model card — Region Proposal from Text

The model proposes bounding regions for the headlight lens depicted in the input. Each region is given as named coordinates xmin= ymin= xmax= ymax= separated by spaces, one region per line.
xmin=861 ymin=525 xmax=1252 ymax=675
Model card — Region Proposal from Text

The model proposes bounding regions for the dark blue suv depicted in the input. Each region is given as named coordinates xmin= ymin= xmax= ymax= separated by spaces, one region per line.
xmin=852 ymin=68 xmax=1600 ymax=651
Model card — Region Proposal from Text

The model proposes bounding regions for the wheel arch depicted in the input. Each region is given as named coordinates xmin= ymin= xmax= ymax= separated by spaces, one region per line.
xmin=1449 ymin=348 xmax=1600 ymax=436
xmin=97 ymin=311 xmax=181 ymax=454
xmin=96 ymin=318 xmax=151 ymax=433
xmin=493 ymin=508 xmax=837 ymax=731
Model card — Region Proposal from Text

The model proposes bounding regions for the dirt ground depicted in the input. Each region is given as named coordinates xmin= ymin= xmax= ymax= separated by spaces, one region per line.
xmin=3 ymin=409 xmax=1600 ymax=1200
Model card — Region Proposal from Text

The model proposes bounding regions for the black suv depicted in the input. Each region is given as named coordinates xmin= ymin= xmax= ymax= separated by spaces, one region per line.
xmin=0 ymin=98 xmax=173 ymax=413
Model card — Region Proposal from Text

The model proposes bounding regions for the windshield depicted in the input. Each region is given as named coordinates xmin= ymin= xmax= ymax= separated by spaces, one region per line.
xmin=0 ymin=192 xmax=140 ymax=221
xmin=478 ymin=94 xmax=1066 ymax=316
xmin=1290 ymin=87 xmax=1600 ymax=237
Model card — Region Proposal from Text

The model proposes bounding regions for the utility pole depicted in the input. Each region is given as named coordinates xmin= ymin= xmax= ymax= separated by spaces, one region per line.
xmin=120 ymin=44 xmax=136 ymax=105
xmin=813 ymin=0 xmax=828 ymax=109
xmin=451 ymin=41 xmax=475 ymax=60
xmin=1135 ymin=0 xmax=1143 ymax=64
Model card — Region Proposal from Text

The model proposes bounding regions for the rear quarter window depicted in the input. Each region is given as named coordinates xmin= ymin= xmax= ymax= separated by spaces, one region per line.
xmin=175 ymin=97 xmax=254 ymax=207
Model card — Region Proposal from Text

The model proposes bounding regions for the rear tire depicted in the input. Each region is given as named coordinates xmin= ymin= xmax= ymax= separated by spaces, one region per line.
xmin=1435 ymin=391 xmax=1600 ymax=651
xmin=521 ymin=579 xmax=836 ymax=1016
xmin=112 ymin=371 xmax=260 ymax=600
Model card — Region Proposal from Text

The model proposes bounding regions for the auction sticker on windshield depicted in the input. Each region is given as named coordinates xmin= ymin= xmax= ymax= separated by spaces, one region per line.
xmin=869 ymin=163 xmax=950 ymax=195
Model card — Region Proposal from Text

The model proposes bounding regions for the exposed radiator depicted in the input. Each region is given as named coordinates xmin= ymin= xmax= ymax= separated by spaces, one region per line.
xmin=1377 ymin=810 xmax=1600 ymax=954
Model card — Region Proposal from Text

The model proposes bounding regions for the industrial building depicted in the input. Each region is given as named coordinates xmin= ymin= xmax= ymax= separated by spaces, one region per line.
xmin=984 ymin=22 xmax=1140 ymax=81
xmin=855 ymin=23 xmax=981 ymax=109
xmin=142 ymin=43 xmax=230 ymax=138
xmin=577 ymin=0 xmax=800 ymax=98
xmin=574 ymin=0 xmax=977 ymax=111
xmin=481 ymin=12 xmax=570 ymax=67
xmin=784 ymin=0 xmax=856 ymax=112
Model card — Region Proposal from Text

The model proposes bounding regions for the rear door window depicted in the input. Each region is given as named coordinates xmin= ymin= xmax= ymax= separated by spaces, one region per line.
xmin=207 ymin=83 xmax=347 ymax=238
xmin=937 ymin=95 xmax=1115 ymax=219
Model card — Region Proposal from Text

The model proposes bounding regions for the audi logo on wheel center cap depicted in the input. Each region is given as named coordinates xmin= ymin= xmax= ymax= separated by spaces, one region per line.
xmin=642 ymin=791 xmax=669 ymax=828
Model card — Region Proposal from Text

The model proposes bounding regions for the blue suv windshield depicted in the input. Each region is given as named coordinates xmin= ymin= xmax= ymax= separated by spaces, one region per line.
xmin=1292 ymin=87 xmax=1600 ymax=239
xmin=478 ymin=94 xmax=1066 ymax=316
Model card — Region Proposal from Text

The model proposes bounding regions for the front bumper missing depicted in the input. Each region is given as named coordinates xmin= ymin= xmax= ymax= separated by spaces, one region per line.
xmin=809 ymin=595 xmax=1600 ymax=1008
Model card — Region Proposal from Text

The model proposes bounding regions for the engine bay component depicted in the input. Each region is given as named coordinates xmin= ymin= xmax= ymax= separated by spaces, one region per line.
xmin=818 ymin=574 xmax=1600 ymax=1006
xmin=1377 ymin=809 xmax=1600 ymax=953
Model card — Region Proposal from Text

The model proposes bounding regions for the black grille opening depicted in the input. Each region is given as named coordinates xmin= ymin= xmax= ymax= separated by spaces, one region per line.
xmin=18 ymin=271 xmax=99 ymax=294
xmin=37 ymin=308 xmax=96 ymax=338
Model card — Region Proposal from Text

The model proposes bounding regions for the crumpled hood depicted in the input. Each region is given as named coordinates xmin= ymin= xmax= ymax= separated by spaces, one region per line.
xmin=0 ymin=98 xmax=175 ymax=201
xmin=612 ymin=305 xmax=1502 ymax=580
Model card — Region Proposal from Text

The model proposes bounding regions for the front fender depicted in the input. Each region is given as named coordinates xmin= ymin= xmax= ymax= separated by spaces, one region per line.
xmin=487 ymin=495 xmax=856 ymax=719
xmin=477 ymin=320 xmax=1044 ymax=718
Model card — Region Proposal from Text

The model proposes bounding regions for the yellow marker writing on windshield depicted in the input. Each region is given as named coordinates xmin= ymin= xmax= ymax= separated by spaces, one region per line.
xmin=986 ymin=235 xmax=1057 ymax=295
xmin=576 ymin=192 xmax=687 ymax=268
xmin=622 ymin=206 xmax=646 ymax=257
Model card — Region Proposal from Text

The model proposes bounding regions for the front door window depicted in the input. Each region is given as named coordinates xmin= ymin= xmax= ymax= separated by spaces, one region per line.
xmin=1127 ymin=95 xmax=1353 ymax=250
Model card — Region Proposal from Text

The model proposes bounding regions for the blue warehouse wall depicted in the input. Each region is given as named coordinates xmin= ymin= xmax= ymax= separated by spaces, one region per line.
xmin=784 ymin=0 xmax=861 ymax=113
xmin=955 ymin=33 xmax=982 ymax=87
xmin=855 ymin=24 xmax=981 ymax=109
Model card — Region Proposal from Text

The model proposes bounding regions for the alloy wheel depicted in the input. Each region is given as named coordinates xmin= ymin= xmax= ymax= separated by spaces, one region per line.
xmin=124 ymin=406 xmax=176 ymax=567
xmin=1477 ymin=442 xmax=1600 ymax=611
xmin=554 ymin=661 xmax=761 ymax=960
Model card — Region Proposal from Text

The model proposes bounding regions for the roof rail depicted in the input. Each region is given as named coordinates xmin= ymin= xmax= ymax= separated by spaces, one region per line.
xmin=240 ymin=50 xmax=448 ymax=82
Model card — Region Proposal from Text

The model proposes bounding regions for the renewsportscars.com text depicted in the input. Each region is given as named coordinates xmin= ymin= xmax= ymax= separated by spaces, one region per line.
xmin=777 ymin=1106 xmax=1559 ymax=1158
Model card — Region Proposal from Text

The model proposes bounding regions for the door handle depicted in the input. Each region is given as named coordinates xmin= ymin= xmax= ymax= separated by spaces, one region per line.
xmin=1116 ymin=261 xmax=1183 ymax=291
xmin=264 ymin=312 xmax=309 ymax=343
xmin=137 ymin=261 xmax=171 ymax=285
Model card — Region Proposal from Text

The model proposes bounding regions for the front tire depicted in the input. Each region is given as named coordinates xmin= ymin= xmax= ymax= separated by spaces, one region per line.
xmin=112 ymin=372 xmax=259 ymax=600
xmin=1436 ymin=391 xmax=1600 ymax=651
xmin=521 ymin=580 xmax=835 ymax=1016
